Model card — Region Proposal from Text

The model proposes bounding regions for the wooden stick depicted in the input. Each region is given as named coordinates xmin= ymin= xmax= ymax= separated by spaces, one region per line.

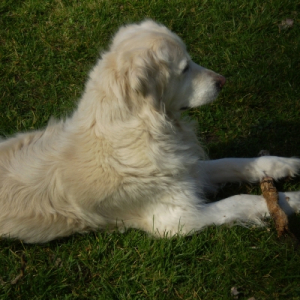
xmin=258 ymin=150 xmax=290 ymax=237
xmin=260 ymin=176 xmax=289 ymax=237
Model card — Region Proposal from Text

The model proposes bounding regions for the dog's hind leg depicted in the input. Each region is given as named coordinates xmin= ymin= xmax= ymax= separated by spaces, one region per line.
xmin=200 ymin=157 xmax=300 ymax=185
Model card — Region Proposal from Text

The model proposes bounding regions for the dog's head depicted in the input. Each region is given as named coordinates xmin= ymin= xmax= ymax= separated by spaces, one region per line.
xmin=94 ymin=20 xmax=225 ymax=115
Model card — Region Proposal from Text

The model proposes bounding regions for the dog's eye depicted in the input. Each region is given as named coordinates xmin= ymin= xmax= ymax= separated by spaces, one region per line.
xmin=182 ymin=64 xmax=189 ymax=74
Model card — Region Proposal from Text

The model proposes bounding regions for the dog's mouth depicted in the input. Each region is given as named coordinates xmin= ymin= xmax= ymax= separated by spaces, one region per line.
xmin=180 ymin=106 xmax=190 ymax=111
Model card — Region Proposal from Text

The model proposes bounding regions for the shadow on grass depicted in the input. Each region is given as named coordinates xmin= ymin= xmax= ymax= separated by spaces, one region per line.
xmin=206 ymin=119 xmax=300 ymax=159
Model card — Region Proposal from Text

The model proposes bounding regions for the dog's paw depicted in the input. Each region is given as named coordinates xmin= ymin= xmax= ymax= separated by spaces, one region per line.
xmin=255 ymin=156 xmax=300 ymax=180
xmin=279 ymin=191 xmax=300 ymax=214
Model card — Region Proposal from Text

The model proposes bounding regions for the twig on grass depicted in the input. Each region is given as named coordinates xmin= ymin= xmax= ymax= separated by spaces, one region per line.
xmin=259 ymin=150 xmax=298 ymax=241
xmin=260 ymin=176 xmax=289 ymax=237
xmin=10 ymin=253 xmax=26 ymax=285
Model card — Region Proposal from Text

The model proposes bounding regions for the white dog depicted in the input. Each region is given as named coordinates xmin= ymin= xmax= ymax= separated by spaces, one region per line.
xmin=1 ymin=20 xmax=300 ymax=243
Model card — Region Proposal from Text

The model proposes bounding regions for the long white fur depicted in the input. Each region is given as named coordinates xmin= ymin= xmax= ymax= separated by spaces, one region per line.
xmin=1 ymin=20 xmax=300 ymax=243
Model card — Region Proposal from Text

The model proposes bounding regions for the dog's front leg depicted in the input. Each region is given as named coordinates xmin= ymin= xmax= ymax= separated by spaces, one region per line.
xmin=145 ymin=191 xmax=300 ymax=237
xmin=198 ymin=190 xmax=300 ymax=228
xmin=199 ymin=157 xmax=300 ymax=185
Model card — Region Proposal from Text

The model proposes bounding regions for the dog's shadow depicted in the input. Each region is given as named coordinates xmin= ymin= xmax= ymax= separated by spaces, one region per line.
xmin=203 ymin=119 xmax=300 ymax=159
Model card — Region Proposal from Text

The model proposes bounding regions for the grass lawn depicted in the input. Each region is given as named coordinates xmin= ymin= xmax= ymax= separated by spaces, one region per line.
xmin=1 ymin=0 xmax=300 ymax=299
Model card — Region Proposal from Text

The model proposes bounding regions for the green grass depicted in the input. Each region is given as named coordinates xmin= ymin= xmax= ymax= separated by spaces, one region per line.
xmin=1 ymin=0 xmax=300 ymax=299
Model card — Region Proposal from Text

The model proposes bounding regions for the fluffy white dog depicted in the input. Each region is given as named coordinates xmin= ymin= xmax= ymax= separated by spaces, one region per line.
xmin=1 ymin=20 xmax=300 ymax=243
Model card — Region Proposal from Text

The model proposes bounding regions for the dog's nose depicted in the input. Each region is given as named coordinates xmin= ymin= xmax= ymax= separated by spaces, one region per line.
xmin=215 ymin=75 xmax=226 ymax=90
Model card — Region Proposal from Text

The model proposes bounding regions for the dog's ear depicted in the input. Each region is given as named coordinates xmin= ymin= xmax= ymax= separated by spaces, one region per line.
xmin=99 ymin=44 xmax=172 ymax=114
xmin=123 ymin=48 xmax=170 ymax=111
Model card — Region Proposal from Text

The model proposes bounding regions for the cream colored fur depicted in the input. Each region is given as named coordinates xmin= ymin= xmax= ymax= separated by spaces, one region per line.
xmin=1 ymin=20 xmax=300 ymax=243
